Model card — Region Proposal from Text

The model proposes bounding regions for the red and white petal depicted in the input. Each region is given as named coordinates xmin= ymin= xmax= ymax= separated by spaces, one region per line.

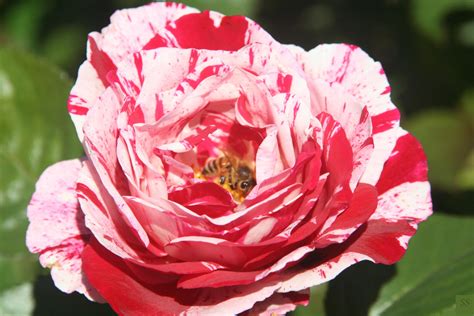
xmin=314 ymin=183 xmax=378 ymax=247
xmin=26 ymin=159 xmax=100 ymax=300
xmin=123 ymin=195 xmax=207 ymax=250
xmin=82 ymin=239 xmax=192 ymax=315
xmin=373 ymin=131 xmax=432 ymax=223
xmin=83 ymin=239 xmax=287 ymax=316
xmin=301 ymin=43 xmax=395 ymax=118
xmin=306 ymin=79 xmax=367 ymax=141
xmin=300 ymin=43 xmax=401 ymax=185
xmin=176 ymin=243 xmax=312 ymax=290
xmin=233 ymin=70 xmax=277 ymax=128
xmin=133 ymin=48 xmax=196 ymax=121
xmin=261 ymin=226 xmax=399 ymax=296
xmin=83 ymin=88 xmax=149 ymax=248
xmin=165 ymin=235 xmax=250 ymax=267
xmin=206 ymin=182 xmax=303 ymax=227
xmin=276 ymin=93 xmax=312 ymax=154
xmin=273 ymin=134 xmax=431 ymax=294
xmin=317 ymin=112 xmax=353 ymax=191
xmin=77 ymin=160 xmax=145 ymax=260
xmin=360 ymin=126 xmax=404 ymax=185
xmin=68 ymin=3 xmax=199 ymax=138
xmin=165 ymin=11 xmax=258 ymax=51
xmin=255 ymin=126 xmax=285 ymax=183
xmin=133 ymin=65 xmax=233 ymax=150
xmin=194 ymin=217 xmax=414 ymax=310
xmin=168 ymin=182 xmax=236 ymax=218
xmin=302 ymin=80 xmax=374 ymax=190
xmin=274 ymin=251 xmax=370 ymax=296
xmin=90 ymin=3 xmax=198 ymax=65
xmin=246 ymin=290 xmax=310 ymax=316
xmin=68 ymin=62 xmax=105 ymax=141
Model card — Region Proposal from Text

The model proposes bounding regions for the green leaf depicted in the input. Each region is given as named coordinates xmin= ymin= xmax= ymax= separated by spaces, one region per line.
xmin=411 ymin=0 xmax=474 ymax=42
xmin=457 ymin=150 xmax=474 ymax=190
xmin=0 ymin=46 xmax=82 ymax=294
xmin=3 ymin=0 xmax=53 ymax=50
xmin=460 ymin=89 xmax=474 ymax=131
xmin=369 ymin=213 xmax=474 ymax=316
xmin=41 ymin=25 xmax=87 ymax=72
xmin=0 ymin=282 xmax=34 ymax=316
xmin=457 ymin=20 xmax=474 ymax=47
xmin=456 ymin=90 xmax=474 ymax=189
xmin=405 ymin=110 xmax=471 ymax=191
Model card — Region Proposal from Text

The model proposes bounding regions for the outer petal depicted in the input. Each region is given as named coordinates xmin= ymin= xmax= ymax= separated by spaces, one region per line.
xmin=265 ymin=133 xmax=432 ymax=295
xmin=83 ymin=239 xmax=292 ymax=315
xmin=91 ymin=3 xmax=197 ymax=65
xmin=82 ymin=239 xmax=191 ymax=315
xmin=245 ymin=220 xmax=413 ymax=299
xmin=67 ymin=62 xmax=105 ymax=141
xmin=68 ymin=3 xmax=199 ymax=140
xmin=26 ymin=159 xmax=100 ymax=300
xmin=373 ymin=131 xmax=432 ymax=223
xmin=299 ymin=43 xmax=400 ymax=185
xmin=164 ymin=11 xmax=251 ymax=51
xmin=244 ymin=290 xmax=309 ymax=316
xmin=300 ymin=43 xmax=395 ymax=118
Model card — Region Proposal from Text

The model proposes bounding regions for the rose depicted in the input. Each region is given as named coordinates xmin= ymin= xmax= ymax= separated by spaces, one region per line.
xmin=26 ymin=2 xmax=432 ymax=315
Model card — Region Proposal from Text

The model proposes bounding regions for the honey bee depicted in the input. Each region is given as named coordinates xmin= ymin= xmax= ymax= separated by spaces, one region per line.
xmin=202 ymin=156 xmax=233 ymax=184
xmin=202 ymin=154 xmax=256 ymax=200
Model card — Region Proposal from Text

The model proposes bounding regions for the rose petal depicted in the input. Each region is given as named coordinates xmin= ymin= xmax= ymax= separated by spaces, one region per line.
xmin=168 ymin=182 xmax=236 ymax=218
xmin=300 ymin=43 xmax=401 ymax=186
xmin=123 ymin=195 xmax=208 ymax=250
xmin=167 ymin=11 xmax=249 ymax=51
xmin=301 ymin=43 xmax=396 ymax=118
xmin=271 ymin=134 xmax=432 ymax=295
xmin=244 ymin=290 xmax=310 ymax=316
xmin=317 ymin=112 xmax=353 ymax=190
xmin=83 ymin=239 xmax=290 ymax=315
xmin=26 ymin=159 xmax=100 ymax=300
xmin=314 ymin=183 xmax=378 ymax=247
xmin=77 ymin=160 xmax=147 ymax=260
xmin=91 ymin=3 xmax=198 ymax=65
xmin=269 ymin=219 xmax=413 ymax=296
xmin=373 ymin=131 xmax=432 ymax=223
xmin=68 ymin=3 xmax=200 ymax=139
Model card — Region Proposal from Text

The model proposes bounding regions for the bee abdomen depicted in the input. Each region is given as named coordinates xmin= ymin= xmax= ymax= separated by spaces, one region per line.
xmin=202 ymin=159 xmax=218 ymax=175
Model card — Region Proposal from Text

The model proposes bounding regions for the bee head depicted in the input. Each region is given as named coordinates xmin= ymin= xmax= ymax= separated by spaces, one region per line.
xmin=237 ymin=179 xmax=256 ymax=194
xmin=237 ymin=166 xmax=251 ymax=179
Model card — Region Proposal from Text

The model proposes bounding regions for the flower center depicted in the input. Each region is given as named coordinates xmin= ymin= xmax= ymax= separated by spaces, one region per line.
xmin=195 ymin=153 xmax=256 ymax=203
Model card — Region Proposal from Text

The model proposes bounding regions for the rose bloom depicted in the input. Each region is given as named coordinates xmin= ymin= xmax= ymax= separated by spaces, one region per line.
xmin=26 ymin=2 xmax=432 ymax=315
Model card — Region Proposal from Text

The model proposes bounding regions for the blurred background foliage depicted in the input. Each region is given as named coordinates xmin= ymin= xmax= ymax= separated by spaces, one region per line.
xmin=0 ymin=0 xmax=473 ymax=315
